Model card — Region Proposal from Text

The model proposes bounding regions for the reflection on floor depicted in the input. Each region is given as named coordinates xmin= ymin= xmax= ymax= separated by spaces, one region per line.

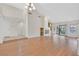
xmin=0 ymin=36 xmax=76 ymax=56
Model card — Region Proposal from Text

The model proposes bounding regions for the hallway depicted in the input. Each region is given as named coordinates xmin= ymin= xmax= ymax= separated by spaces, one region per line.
xmin=0 ymin=36 xmax=75 ymax=56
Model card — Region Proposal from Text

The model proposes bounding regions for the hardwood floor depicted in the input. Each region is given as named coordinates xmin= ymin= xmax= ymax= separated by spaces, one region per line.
xmin=0 ymin=36 xmax=75 ymax=56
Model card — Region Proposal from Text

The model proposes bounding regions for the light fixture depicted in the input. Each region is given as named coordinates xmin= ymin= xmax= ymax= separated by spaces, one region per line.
xmin=25 ymin=3 xmax=36 ymax=14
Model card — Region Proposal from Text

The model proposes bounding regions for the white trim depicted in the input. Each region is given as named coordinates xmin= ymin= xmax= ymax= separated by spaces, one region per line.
xmin=0 ymin=40 xmax=3 ymax=44
xmin=0 ymin=35 xmax=50 ymax=43
xmin=3 ymin=36 xmax=27 ymax=42
xmin=27 ymin=35 xmax=40 ymax=38
xmin=0 ymin=37 xmax=4 ymax=44
xmin=27 ymin=34 xmax=50 ymax=38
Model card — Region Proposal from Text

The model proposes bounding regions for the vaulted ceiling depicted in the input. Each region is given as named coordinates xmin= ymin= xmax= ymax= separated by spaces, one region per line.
xmin=5 ymin=3 xmax=79 ymax=23
xmin=34 ymin=3 xmax=79 ymax=23
xmin=5 ymin=3 xmax=25 ymax=10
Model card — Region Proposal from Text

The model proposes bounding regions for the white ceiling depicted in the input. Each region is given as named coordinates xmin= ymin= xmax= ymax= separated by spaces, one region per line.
xmin=5 ymin=3 xmax=25 ymax=10
xmin=34 ymin=3 xmax=79 ymax=23
xmin=5 ymin=3 xmax=79 ymax=23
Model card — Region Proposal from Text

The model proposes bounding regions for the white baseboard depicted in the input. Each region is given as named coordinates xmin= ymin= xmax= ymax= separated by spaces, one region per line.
xmin=0 ymin=37 xmax=4 ymax=44
xmin=0 ymin=35 xmax=40 ymax=43
xmin=0 ymin=40 xmax=3 ymax=44
xmin=3 ymin=36 xmax=27 ymax=42
xmin=27 ymin=35 xmax=50 ymax=38
xmin=0 ymin=35 xmax=50 ymax=44
xmin=27 ymin=35 xmax=40 ymax=38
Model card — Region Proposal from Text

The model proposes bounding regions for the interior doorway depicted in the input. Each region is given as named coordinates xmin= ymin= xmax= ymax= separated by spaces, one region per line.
xmin=40 ymin=28 xmax=44 ymax=36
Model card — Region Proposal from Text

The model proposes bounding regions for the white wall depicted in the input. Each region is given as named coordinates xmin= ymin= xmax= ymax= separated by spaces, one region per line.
xmin=0 ymin=16 xmax=10 ymax=38
xmin=44 ymin=16 xmax=51 ymax=36
xmin=28 ymin=10 xmax=41 ymax=38
xmin=0 ymin=4 xmax=28 ymax=42
xmin=44 ymin=16 xmax=48 ymax=29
